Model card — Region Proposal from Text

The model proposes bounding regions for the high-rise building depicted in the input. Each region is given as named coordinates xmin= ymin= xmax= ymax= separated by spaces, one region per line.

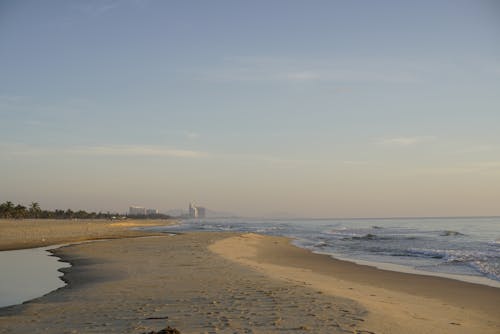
xmin=196 ymin=206 xmax=206 ymax=218
xmin=189 ymin=202 xmax=197 ymax=218
xmin=129 ymin=206 xmax=146 ymax=215
xmin=189 ymin=202 xmax=206 ymax=218
xmin=146 ymin=208 xmax=159 ymax=215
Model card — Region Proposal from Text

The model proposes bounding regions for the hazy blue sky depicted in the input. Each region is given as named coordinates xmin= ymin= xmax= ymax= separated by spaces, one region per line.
xmin=1 ymin=0 xmax=499 ymax=217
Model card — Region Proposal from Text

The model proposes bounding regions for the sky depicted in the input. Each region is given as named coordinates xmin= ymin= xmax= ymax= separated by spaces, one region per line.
xmin=1 ymin=0 xmax=499 ymax=218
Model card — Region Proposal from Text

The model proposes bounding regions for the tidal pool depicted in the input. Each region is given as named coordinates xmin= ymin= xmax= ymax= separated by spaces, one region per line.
xmin=0 ymin=245 xmax=70 ymax=308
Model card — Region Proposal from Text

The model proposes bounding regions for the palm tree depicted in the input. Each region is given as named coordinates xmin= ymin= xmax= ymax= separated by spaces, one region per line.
xmin=0 ymin=201 xmax=15 ymax=218
xmin=65 ymin=209 xmax=74 ymax=219
xmin=13 ymin=204 xmax=27 ymax=219
xmin=29 ymin=202 xmax=41 ymax=218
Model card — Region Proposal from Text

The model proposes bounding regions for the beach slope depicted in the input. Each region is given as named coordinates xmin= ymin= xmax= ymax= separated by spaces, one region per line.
xmin=210 ymin=233 xmax=500 ymax=334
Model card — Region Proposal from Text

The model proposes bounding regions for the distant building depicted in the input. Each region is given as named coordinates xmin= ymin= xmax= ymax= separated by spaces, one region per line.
xmin=189 ymin=202 xmax=206 ymax=218
xmin=146 ymin=208 xmax=159 ymax=215
xmin=197 ymin=206 xmax=206 ymax=218
xmin=188 ymin=202 xmax=197 ymax=218
xmin=129 ymin=206 xmax=146 ymax=215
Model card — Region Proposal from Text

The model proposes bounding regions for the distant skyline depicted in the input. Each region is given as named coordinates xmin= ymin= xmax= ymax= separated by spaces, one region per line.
xmin=1 ymin=1 xmax=499 ymax=218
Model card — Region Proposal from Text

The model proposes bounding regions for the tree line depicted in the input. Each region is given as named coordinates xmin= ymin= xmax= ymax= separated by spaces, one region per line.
xmin=0 ymin=201 xmax=118 ymax=219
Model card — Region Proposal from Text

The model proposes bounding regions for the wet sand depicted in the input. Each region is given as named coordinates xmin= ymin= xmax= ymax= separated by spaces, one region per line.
xmin=211 ymin=233 xmax=500 ymax=334
xmin=0 ymin=221 xmax=498 ymax=333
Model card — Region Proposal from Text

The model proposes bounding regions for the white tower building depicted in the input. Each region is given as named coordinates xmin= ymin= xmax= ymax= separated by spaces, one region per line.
xmin=189 ymin=202 xmax=198 ymax=218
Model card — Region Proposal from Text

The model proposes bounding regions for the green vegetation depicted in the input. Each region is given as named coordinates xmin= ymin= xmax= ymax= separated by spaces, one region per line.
xmin=0 ymin=201 xmax=169 ymax=220
xmin=0 ymin=201 xmax=116 ymax=219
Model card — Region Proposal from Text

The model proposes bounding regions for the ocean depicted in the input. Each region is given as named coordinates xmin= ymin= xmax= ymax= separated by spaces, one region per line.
xmin=146 ymin=216 xmax=500 ymax=287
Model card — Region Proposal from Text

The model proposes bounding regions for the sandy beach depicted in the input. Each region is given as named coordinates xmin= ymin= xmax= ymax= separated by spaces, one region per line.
xmin=0 ymin=219 xmax=171 ymax=251
xmin=211 ymin=233 xmax=500 ymax=334
xmin=0 ymin=220 xmax=499 ymax=333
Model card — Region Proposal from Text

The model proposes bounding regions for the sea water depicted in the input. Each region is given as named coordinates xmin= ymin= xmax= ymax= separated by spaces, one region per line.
xmin=0 ymin=246 xmax=70 ymax=308
xmin=148 ymin=216 xmax=500 ymax=287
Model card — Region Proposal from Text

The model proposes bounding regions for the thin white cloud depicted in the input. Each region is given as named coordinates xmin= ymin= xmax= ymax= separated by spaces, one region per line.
xmin=77 ymin=145 xmax=207 ymax=158
xmin=1 ymin=143 xmax=312 ymax=163
xmin=197 ymin=67 xmax=417 ymax=84
xmin=0 ymin=95 xmax=30 ymax=110
xmin=195 ymin=57 xmax=420 ymax=84
xmin=185 ymin=132 xmax=200 ymax=140
xmin=416 ymin=161 xmax=500 ymax=175
xmin=219 ymin=153 xmax=315 ymax=167
xmin=1 ymin=144 xmax=207 ymax=158
xmin=342 ymin=160 xmax=371 ymax=165
xmin=491 ymin=63 xmax=500 ymax=75
xmin=376 ymin=136 xmax=436 ymax=147
xmin=0 ymin=95 xmax=26 ymax=103
xmin=0 ymin=143 xmax=45 ymax=155
xmin=457 ymin=145 xmax=497 ymax=154
xmin=287 ymin=71 xmax=321 ymax=81
xmin=72 ymin=1 xmax=120 ymax=17
xmin=195 ymin=68 xmax=280 ymax=82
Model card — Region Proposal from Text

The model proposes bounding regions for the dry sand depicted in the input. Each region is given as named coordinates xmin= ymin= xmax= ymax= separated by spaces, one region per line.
xmin=0 ymin=219 xmax=172 ymax=251
xmin=0 ymin=221 xmax=498 ymax=334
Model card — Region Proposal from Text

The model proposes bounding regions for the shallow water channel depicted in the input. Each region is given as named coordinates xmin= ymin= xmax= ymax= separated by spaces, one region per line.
xmin=0 ymin=245 xmax=70 ymax=308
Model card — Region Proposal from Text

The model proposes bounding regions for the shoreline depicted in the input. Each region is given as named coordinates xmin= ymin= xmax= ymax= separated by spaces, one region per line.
xmin=211 ymin=233 xmax=500 ymax=334
xmin=316 ymin=250 xmax=500 ymax=288
xmin=0 ymin=221 xmax=498 ymax=333
xmin=3 ymin=218 xmax=498 ymax=289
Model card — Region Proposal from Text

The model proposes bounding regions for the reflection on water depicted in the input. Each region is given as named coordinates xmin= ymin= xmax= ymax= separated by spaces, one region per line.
xmin=0 ymin=246 xmax=70 ymax=308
